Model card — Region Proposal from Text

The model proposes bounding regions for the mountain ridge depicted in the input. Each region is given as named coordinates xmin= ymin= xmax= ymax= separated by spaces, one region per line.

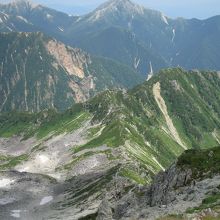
xmin=97 ymin=147 xmax=220 ymax=219
xmin=0 ymin=31 xmax=143 ymax=112
xmin=1 ymin=68 xmax=220 ymax=218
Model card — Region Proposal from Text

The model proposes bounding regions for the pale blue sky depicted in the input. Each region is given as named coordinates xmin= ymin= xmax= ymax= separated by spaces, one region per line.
xmin=2 ymin=0 xmax=220 ymax=19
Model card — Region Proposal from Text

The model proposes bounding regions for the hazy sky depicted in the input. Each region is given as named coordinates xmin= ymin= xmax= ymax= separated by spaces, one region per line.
xmin=2 ymin=0 xmax=220 ymax=19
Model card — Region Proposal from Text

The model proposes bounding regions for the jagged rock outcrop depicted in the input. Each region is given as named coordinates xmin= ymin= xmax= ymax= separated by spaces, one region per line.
xmin=148 ymin=164 xmax=193 ymax=206
xmin=111 ymin=163 xmax=194 ymax=219
xmin=110 ymin=148 xmax=220 ymax=220
xmin=97 ymin=198 xmax=113 ymax=220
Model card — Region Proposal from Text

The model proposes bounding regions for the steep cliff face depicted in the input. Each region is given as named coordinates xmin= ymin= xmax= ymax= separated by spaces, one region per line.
xmin=98 ymin=147 xmax=220 ymax=220
xmin=0 ymin=32 xmax=143 ymax=112
xmin=45 ymin=40 xmax=89 ymax=79
xmin=0 ymin=32 xmax=91 ymax=112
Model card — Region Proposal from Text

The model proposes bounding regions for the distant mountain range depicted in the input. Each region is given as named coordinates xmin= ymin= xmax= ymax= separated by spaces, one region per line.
xmin=0 ymin=0 xmax=220 ymax=75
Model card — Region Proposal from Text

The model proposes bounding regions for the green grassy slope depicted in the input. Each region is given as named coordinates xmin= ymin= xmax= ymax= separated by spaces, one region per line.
xmin=1 ymin=68 xmax=220 ymax=182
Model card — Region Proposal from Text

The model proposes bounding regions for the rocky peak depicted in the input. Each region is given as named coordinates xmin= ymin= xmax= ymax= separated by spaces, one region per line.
xmin=8 ymin=0 xmax=38 ymax=8
xmin=87 ymin=0 xmax=145 ymax=22
xmin=98 ymin=0 xmax=143 ymax=11
xmin=0 ymin=0 xmax=40 ymax=16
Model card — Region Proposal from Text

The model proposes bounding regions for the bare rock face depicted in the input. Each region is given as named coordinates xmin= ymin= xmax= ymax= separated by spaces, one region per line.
xmin=45 ymin=39 xmax=95 ymax=104
xmin=109 ymin=158 xmax=220 ymax=220
xmin=97 ymin=198 xmax=113 ymax=220
xmin=148 ymin=164 xmax=193 ymax=206
xmin=112 ymin=163 xmax=191 ymax=219
xmin=46 ymin=40 xmax=91 ymax=79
